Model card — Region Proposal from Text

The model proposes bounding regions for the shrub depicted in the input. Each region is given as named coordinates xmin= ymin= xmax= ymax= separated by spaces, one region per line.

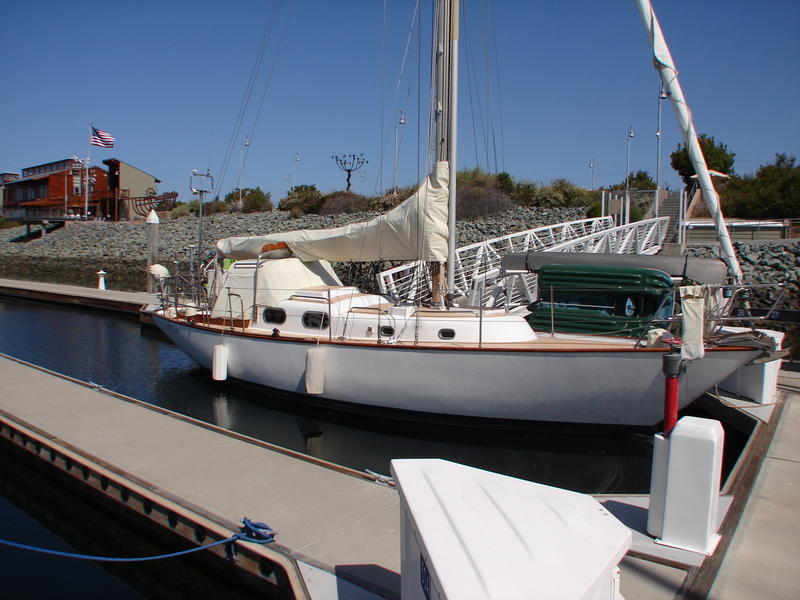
xmin=241 ymin=188 xmax=272 ymax=213
xmin=279 ymin=184 xmax=323 ymax=215
xmin=170 ymin=200 xmax=198 ymax=218
xmin=0 ymin=217 xmax=21 ymax=229
xmin=203 ymin=200 xmax=228 ymax=215
xmin=319 ymin=191 xmax=371 ymax=215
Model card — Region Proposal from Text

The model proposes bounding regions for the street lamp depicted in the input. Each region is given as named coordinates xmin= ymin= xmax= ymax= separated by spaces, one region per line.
xmin=625 ymin=125 xmax=635 ymax=225
xmin=625 ymin=125 xmax=635 ymax=191
xmin=393 ymin=110 xmax=406 ymax=193
xmin=588 ymin=159 xmax=596 ymax=191
xmin=655 ymin=85 xmax=668 ymax=217
xmin=237 ymin=136 xmax=250 ymax=206
xmin=291 ymin=152 xmax=301 ymax=190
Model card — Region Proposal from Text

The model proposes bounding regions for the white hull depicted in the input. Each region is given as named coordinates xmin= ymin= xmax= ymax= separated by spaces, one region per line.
xmin=153 ymin=314 xmax=759 ymax=427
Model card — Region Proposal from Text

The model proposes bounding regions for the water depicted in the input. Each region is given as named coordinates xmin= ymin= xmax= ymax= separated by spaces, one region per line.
xmin=0 ymin=297 xmax=659 ymax=597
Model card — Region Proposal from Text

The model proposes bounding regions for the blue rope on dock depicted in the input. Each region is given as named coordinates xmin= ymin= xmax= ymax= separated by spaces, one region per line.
xmin=0 ymin=516 xmax=274 ymax=563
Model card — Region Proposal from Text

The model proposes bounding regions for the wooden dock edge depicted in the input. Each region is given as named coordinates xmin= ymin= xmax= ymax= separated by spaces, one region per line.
xmin=0 ymin=284 xmax=146 ymax=314
xmin=0 ymin=411 xmax=313 ymax=599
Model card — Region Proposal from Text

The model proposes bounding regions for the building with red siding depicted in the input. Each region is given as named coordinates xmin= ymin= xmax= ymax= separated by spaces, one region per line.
xmin=1 ymin=158 xmax=173 ymax=221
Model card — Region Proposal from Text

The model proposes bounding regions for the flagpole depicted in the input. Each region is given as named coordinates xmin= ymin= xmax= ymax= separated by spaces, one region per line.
xmin=85 ymin=123 xmax=92 ymax=218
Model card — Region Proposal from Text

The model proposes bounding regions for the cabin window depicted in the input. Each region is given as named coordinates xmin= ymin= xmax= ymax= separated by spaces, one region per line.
xmin=262 ymin=307 xmax=286 ymax=324
xmin=438 ymin=328 xmax=456 ymax=340
xmin=302 ymin=311 xmax=329 ymax=330
xmin=380 ymin=326 xmax=394 ymax=337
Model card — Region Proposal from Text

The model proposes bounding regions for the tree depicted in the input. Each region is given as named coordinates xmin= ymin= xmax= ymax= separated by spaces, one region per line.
xmin=278 ymin=184 xmax=324 ymax=215
xmin=723 ymin=154 xmax=800 ymax=219
xmin=611 ymin=170 xmax=656 ymax=191
xmin=670 ymin=134 xmax=735 ymax=187
xmin=223 ymin=187 xmax=272 ymax=212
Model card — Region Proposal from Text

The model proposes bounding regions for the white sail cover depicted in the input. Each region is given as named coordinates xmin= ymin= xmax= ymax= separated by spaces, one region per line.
xmin=217 ymin=161 xmax=449 ymax=262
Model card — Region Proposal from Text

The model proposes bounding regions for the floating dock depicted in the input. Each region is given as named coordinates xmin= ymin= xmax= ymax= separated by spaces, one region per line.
xmin=0 ymin=277 xmax=156 ymax=315
xmin=0 ymin=279 xmax=798 ymax=598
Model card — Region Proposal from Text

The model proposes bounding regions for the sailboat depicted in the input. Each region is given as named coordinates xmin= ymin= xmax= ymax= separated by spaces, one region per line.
xmin=151 ymin=0 xmax=783 ymax=427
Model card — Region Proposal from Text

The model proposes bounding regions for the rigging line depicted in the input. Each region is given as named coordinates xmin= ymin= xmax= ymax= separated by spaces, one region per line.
xmin=377 ymin=0 xmax=388 ymax=195
xmin=245 ymin=2 xmax=293 ymax=157
xmin=461 ymin=4 xmax=482 ymax=169
xmin=389 ymin=1 xmax=420 ymax=194
xmin=480 ymin=0 xmax=499 ymax=173
xmin=489 ymin=0 xmax=506 ymax=172
xmin=376 ymin=0 xmax=421 ymax=196
xmin=463 ymin=4 xmax=489 ymax=170
xmin=216 ymin=0 xmax=282 ymax=197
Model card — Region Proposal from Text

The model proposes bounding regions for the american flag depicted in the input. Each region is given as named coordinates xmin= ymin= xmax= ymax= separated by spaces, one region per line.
xmin=91 ymin=127 xmax=115 ymax=148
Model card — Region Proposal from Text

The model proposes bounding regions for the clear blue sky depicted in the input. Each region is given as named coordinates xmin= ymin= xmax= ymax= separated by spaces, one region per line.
xmin=1 ymin=0 xmax=798 ymax=205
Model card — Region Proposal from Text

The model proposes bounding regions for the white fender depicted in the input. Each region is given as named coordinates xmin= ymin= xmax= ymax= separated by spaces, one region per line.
xmin=305 ymin=346 xmax=325 ymax=394
xmin=212 ymin=344 xmax=228 ymax=381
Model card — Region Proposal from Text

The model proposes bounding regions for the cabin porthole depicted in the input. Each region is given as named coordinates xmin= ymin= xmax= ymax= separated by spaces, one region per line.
xmin=379 ymin=326 xmax=394 ymax=337
xmin=438 ymin=328 xmax=456 ymax=340
xmin=262 ymin=307 xmax=287 ymax=324
xmin=302 ymin=312 xmax=329 ymax=330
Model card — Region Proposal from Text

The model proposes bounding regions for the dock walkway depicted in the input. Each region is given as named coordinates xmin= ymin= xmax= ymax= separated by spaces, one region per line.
xmin=0 ymin=277 xmax=156 ymax=313
xmin=0 ymin=354 xmax=399 ymax=599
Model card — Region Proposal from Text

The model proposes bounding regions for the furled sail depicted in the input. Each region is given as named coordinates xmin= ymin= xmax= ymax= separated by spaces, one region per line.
xmin=217 ymin=161 xmax=449 ymax=262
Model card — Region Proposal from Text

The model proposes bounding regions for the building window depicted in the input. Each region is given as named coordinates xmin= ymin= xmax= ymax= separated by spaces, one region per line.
xmin=302 ymin=312 xmax=329 ymax=330
xmin=262 ymin=307 xmax=286 ymax=324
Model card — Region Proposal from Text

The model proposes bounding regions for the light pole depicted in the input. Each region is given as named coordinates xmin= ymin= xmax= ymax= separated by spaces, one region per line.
xmin=655 ymin=85 xmax=668 ymax=217
xmin=237 ymin=136 xmax=250 ymax=207
xmin=393 ymin=110 xmax=406 ymax=193
xmin=625 ymin=125 xmax=635 ymax=224
xmin=290 ymin=152 xmax=301 ymax=190
xmin=588 ymin=159 xmax=596 ymax=191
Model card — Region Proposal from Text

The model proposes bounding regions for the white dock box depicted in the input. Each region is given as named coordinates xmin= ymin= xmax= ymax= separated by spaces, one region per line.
xmin=391 ymin=459 xmax=631 ymax=600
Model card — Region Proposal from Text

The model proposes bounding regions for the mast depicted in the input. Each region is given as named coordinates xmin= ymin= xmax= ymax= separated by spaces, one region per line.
xmin=634 ymin=0 xmax=743 ymax=284
xmin=432 ymin=0 xmax=459 ymax=305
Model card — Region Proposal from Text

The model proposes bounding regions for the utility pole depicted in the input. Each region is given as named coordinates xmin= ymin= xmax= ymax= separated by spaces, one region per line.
xmin=332 ymin=153 xmax=368 ymax=192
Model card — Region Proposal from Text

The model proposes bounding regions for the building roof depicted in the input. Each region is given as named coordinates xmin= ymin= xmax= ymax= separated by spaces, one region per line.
xmin=102 ymin=158 xmax=161 ymax=183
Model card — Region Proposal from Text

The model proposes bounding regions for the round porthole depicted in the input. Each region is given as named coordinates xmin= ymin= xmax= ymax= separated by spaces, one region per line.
xmin=438 ymin=328 xmax=456 ymax=340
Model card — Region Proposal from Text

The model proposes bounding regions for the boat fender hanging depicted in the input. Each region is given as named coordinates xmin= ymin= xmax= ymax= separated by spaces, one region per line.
xmin=212 ymin=345 xmax=228 ymax=381
xmin=305 ymin=347 xmax=325 ymax=394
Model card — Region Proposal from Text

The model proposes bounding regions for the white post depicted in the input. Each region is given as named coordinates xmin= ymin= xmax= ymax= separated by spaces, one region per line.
xmin=647 ymin=416 xmax=724 ymax=555
xmin=96 ymin=269 xmax=107 ymax=290
xmin=146 ymin=209 xmax=160 ymax=293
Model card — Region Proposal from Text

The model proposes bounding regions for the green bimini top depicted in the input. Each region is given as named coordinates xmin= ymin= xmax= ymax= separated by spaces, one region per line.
xmin=529 ymin=264 xmax=675 ymax=337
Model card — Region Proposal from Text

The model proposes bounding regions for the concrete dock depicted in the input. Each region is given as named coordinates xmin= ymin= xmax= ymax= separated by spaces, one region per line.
xmin=0 ymin=277 xmax=156 ymax=314
xmin=0 ymin=280 xmax=798 ymax=598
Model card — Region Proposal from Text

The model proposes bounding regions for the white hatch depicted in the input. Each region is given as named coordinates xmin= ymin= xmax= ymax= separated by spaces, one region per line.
xmin=391 ymin=459 xmax=631 ymax=600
